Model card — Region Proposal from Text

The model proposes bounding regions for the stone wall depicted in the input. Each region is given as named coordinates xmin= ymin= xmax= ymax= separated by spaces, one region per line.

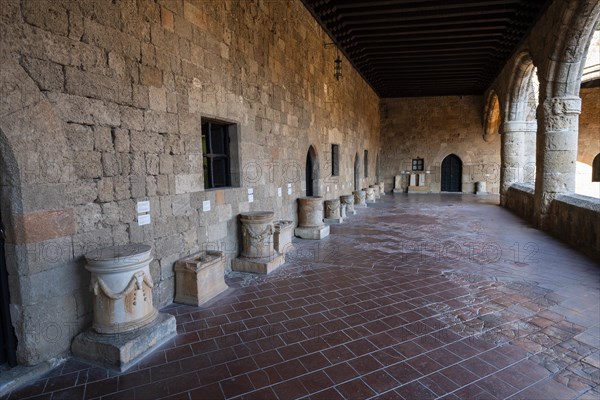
xmin=379 ymin=96 xmax=501 ymax=194
xmin=505 ymin=184 xmax=535 ymax=224
xmin=0 ymin=0 xmax=380 ymax=365
xmin=547 ymin=195 xmax=600 ymax=260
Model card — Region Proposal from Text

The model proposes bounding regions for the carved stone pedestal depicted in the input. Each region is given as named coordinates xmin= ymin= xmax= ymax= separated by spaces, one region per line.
xmin=364 ymin=187 xmax=376 ymax=203
xmin=353 ymin=190 xmax=367 ymax=208
xmin=324 ymin=199 xmax=344 ymax=224
xmin=232 ymin=212 xmax=284 ymax=274
xmin=370 ymin=185 xmax=381 ymax=199
xmin=341 ymin=194 xmax=356 ymax=215
xmin=71 ymin=244 xmax=176 ymax=371
xmin=295 ymin=196 xmax=330 ymax=239
xmin=378 ymin=182 xmax=385 ymax=195
xmin=174 ymin=251 xmax=228 ymax=306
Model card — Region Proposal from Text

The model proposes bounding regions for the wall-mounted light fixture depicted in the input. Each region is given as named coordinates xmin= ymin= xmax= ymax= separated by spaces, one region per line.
xmin=324 ymin=42 xmax=343 ymax=81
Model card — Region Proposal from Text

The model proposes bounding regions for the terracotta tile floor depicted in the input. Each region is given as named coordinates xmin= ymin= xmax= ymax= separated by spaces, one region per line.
xmin=4 ymin=194 xmax=599 ymax=399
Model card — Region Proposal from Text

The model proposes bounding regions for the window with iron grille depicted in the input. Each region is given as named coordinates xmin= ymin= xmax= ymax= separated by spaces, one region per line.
xmin=412 ymin=158 xmax=424 ymax=171
xmin=202 ymin=121 xmax=233 ymax=189
xmin=331 ymin=144 xmax=340 ymax=176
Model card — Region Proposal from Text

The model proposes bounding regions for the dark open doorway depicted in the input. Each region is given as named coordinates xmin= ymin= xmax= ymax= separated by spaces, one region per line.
xmin=354 ymin=153 xmax=360 ymax=191
xmin=441 ymin=154 xmax=462 ymax=192
xmin=305 ymin=146 xmax=319 ymax=196
xmin=0 ymin=210 xmax=17 ymax=367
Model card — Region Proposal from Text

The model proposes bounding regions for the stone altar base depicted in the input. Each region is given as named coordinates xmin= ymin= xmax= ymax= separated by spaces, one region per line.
xmin=324 ymin=216 xmax=344 ymax=224
xmin=174 ymin=251 xmax=228 ymax=307
xmin=71 ymin=312 xmax=176 ymax=372
xmin=294 ymin=225 xmax=330 ymax=240
xmin=231 ymin=253 xmax=285 ymax=274
xmin=393 ymin=188 xmax=407 ymax=194
xmin=408 ymin=186 xmax=429 ymax=193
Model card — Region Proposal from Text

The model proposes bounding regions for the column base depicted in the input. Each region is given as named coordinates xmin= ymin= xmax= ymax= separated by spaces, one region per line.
xmin=71 ymin=312 xmax=176 ymax=372
xmin=231 ymin=253 xmax=285 ymax=274
xmin=324 ymin=217 xmax=344 ymax=224
xmin=294 ymin=225 xmax=330 ymax=240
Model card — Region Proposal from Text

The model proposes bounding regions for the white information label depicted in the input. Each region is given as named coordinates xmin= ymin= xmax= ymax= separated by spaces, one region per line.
xmin=247 ymin=188 xmax=253 ymax=194
xmin=137 ymin=201 xmax=150 ymax=214
xmin=138 ymin=214 xmax=151 ymax=226
xmin=202 ymin=200 xmax=211 ymax=212
xmin=327 ymin=186 xmax=330 ymax=192
xmin=288 ymin=187 xmax=292 ymax=195
xmin=277 ymin=188 xmax=282 ymax=197
xmin=248 ymin=194 xmax=254 ymax=203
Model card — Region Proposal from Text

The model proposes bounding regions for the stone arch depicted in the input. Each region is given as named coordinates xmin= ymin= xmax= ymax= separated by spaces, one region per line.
xmin=483 ymin=90 xmax=501 ymax=142
xmin=533 ymin=3 xmax=599 ymax=225
xmin=506 ymin=51 xmax=539 ymax=122
xmin=543 ymin=1 xmax=600 ymax=99
xmin=305 ymin=145 xmax=320 ymax=196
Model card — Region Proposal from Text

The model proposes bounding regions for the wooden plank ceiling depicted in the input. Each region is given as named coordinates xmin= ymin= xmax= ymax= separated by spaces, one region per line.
xmin=301 ymin=0 xmax=551 ymax=97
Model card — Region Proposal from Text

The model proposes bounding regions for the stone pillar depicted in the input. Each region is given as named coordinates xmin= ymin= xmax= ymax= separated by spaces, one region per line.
xmin=353 ymin=190 xmax=367 ymax=208
xmin=534 ymin=96 xmax=581 ymax=228
xmin=364 ymin=187 xmax=376 ymax=202
xmin=500 ymin=120 xmax=526 ymax=206
xmin=72 ymin=244 xmax=176 ymax=371
xmin=295 ymin=196 xmax=330 ymax=239
xmin=324 ymin=198 xmax=343 ymax=224
xmin=340 ymin=194 xmax=355 ymax=215
xmin=233 ymin=212 xmax=285 ymax=274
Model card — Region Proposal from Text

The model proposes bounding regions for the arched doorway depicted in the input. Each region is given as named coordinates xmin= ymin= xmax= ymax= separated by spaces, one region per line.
xmin=0 ymin=209 xmax=16 ymax=367
xmin=441 ymin=154 xmax=462 ymax=192
xmin=305 ymin=146 xmax=319 ymax=196
xmin=354 ymin=153 xmax=360 ymax=191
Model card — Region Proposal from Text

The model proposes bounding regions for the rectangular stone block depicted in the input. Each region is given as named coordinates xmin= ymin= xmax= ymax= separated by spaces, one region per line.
xmin=174 ymin=251 xmax=228 ymax=306
xmin=231 ymin=253 xmax=285 ymax=275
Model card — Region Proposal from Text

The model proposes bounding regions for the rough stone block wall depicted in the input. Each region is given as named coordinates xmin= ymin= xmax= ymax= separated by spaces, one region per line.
xmin=547 ymin=195 xmax=600 ymax=260
xmin=505 ymin=184 xmax=535 ymax=223
xmin=578 ymin=87 xmax=600 ymax=166
xmin=379 ymin=96 xmax=501 ymax=193
xmin=0 ymin=0 xmax=379 ymax=365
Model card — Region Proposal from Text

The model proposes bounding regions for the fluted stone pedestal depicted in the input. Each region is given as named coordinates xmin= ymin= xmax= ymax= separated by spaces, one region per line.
xmin=72 ymin=244 xmax=176 ymax=371
xmin=341 ymin=194 xmax=355 ymax=215
xmin=295 ymin=196 xmax=330 ymax=239
xmin=364 ymin=187 xmax=376 ymax=203
xmin=232 ymin=212 xmax=284 ymax=274
xmin=174 ymin=251 xmax=228 ymax=306
xmin=324 ymin=199 xmax=344 ymax=224
xmin=354 ymin=190 xmax=367 ymax=208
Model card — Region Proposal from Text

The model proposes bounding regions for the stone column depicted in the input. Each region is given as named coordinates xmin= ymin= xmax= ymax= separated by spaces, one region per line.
xmin=353 ymin=190 xmax=367 ymax=208
xmin=500 ymin=120 xmax=526 ymax=206
xmin=340 ymin=194 xmax=355 ymax=215
xmin=295 ymin=196 xmax=330 ymax=239
xmin=534 ymin=96 xmax=581 ymax=228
